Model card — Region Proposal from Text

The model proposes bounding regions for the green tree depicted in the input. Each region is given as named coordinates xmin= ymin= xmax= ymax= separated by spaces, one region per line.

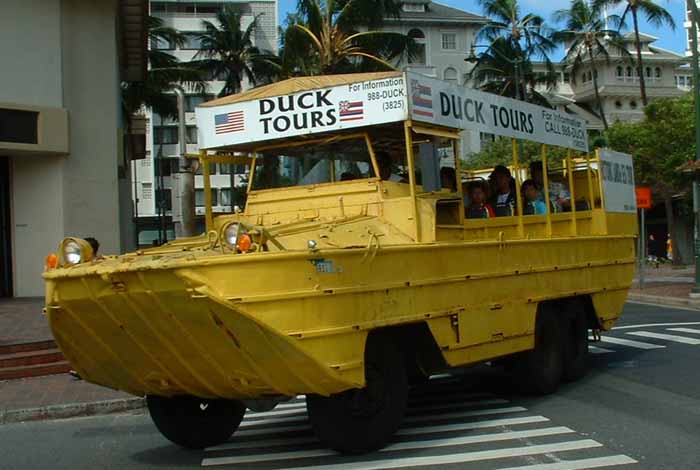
xmin=475 ymin=0 xmax=557 ymax=102
xmin=594 ymin=0 xmax=675 ymax=106
xmin=192 ymin=5 xmax=273 ymax=96
xmin=606 ymin=94 xmax=694 ymax=262
xmin=278 ymin=0 xmax=413 ymax=76
xmin=553 ymin=0 xmax=625 ymax=130
xmin=463 ymin=137 xmax=577 ymax=170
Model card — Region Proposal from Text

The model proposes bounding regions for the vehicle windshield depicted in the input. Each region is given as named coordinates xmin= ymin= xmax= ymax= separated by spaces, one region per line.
xmin=251 ymin=137 xmax=376 ymax=191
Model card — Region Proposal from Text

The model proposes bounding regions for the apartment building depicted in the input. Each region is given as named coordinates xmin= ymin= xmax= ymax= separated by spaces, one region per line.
xmin=132 ymin=0 xmax=278 ymax=246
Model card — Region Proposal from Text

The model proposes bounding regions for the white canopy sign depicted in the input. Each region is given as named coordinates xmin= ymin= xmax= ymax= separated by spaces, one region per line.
xmin=599 ymin=149 xmax=636 ymax=213
xmin=196 ymin=72 xmax=589 ymax=152
xmin=406 ymin=73 xmax=589 ymax=152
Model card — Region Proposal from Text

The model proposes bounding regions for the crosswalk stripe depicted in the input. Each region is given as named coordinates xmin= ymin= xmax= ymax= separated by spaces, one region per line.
xmin=495 ymin=455 xmax=638 ymax=470
xmin=589 ymin=346 xmax=614 ymax=354
xmin=207 ymin=415 xmax=551 ymax=452
xmin=598 ymin=336 xmax=665 ymax=350
xmin=275 ymin=439 xmax=603 ymax=470
xmin=627 ymin=331 xmax=700 ymax=345
xmin=201 ymin=427 xmax=576 ymax=467
xmin=667 ymin=327 xmax=700 ymax=335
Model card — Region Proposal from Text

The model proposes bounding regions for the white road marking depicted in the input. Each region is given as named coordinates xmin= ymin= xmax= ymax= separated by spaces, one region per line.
xmin=627 ymin=331 xmax=700 ymax=345
xmin=588 ymin=346 xmax=614 ymax=354
xmin=201 ymin=427 xmax=576 ymax=467
xmin=496 ymin=455 xmax=638 ymax=470
xmin=275 ymin=440 xmax=603 ymax=470
xmin=613 ymin=321 xmax=700 ymax=330
xmin=407 ymin=406 xmax=527 ymax=423
xmin=207 ymin=415 xmax=552 ymax=452
xmin=598 ymin=336 xmax=665 ymax=350
xmin=668 ymin=327 xmax=700 ymax=335
xmin=245 ymin=407 xmax=307 ymax=420
xmin=234 ymin=423 xmax=310 ymax=437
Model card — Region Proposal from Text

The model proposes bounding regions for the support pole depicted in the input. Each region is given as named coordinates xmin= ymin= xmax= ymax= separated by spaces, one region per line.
xmin=639 ymin=208 xmax=646 ymax=290
xmin=172 ymin=86 xmax=196 ymax=239
xmin=690 ymin=1 xmax=700 ymax=296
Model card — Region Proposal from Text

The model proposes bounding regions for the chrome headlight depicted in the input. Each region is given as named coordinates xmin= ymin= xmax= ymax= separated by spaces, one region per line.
xmin=224 ymin=223 xmax=240 ymax=247
xmin=63 ymin=241 xmax=83 ymax=265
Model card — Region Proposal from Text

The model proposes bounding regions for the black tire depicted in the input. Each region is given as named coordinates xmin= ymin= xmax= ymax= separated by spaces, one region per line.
xmin=147 ymin=395 xmax=246 ymax=449
xmin=563 ymin=310 xmax=589 ymax=382
xmin=514 ymin=310 xmax=564 ymax=395
xmin=306 ymin=334 xmax=408 ymax=454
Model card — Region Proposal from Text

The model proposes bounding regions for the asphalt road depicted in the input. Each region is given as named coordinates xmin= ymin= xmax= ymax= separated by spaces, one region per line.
xmin=1 ymin=301 xmax=699 ymax=470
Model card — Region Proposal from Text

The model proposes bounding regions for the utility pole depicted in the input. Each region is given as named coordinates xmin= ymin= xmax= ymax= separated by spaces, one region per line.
xmin=689 ymin=0 xmax=700 ymax=297
xmin=171 ymin=86 xmax=196 ymax=238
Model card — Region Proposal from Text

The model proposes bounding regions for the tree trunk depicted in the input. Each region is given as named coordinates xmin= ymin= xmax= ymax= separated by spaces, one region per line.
xmin=588 ymin=45 xmax=608 ymax=130
xmin=664 ymin=195 xmax=681 ymax=265
xmin=632 ymin=8 xmax=648 ymax=106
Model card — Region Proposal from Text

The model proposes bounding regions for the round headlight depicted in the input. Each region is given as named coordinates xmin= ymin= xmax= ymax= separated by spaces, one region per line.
xmin=224 ymin=223 xmax=240 ymax=247
xmin=63 ymin=241 xmax=83 ymax=265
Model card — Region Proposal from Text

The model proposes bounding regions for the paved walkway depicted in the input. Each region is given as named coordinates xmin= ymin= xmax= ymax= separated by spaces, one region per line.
xmin=0 ymin=297 xmax=50 ymax=346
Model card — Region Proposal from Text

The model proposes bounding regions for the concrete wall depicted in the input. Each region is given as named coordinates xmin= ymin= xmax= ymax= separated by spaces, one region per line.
xmin=1 ymin=0 xmax=126 ymax=296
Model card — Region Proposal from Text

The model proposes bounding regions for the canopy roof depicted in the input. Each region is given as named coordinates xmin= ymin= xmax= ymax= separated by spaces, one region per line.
xmin=200 ymin=71 xmax=404 ymax=107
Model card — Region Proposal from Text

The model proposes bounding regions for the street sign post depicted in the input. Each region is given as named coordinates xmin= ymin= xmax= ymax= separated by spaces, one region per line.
xmin=636 ymin=187 xmax=652 ymax=290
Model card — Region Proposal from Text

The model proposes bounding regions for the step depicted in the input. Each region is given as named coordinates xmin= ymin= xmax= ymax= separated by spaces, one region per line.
xmin=0 ymin=361 xmax=72 ymax=381
xmin=0 ymin=340 xmax=57 ymax=356
xmin=0 ymin=349 xmax=65 ymax=369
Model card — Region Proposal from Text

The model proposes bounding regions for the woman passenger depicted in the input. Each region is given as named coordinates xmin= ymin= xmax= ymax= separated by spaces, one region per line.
xmin=522 ymin=179 xmax=547 ymax=215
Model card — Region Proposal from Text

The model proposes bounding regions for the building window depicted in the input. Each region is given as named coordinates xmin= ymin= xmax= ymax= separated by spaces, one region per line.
xmin=195 ymin=189 xmax=218 ymax=207
xmin=186 ymin=126 xmax=198 ymax=144
xmin=408 ymin=29 xmax=426 ymax=65
xmin=626 ymin=66 xmax=633 ymax=77
xmin=219 ymin=164 xmax=245 ymax=175
xmin=196 ymin=163 xmax=218 ymax=175
xmin=182 ymin=32 xmax=204 ymax=50
xmin=655 ymin=67 xmax=662 ymax=78
xmin=403 ymin=3 xmax=426 ymax=12
xmin=141 ymin=183 xmax=153 ymax=200
xmin=221 ymin=188 xmax=232 ymax=207
xmin=564 ymin=72 xmax=571 ymax=83
xmin=151 ymin=37 xmax=174 ymax=50
xmin=185 ymin=94 xmax=214 ymax=112
xmin=645 ymin=67 xmax=652 ymax=78
xmin=615 ymin=100 xmax=622 ymax=109
xmin=444 ymin=67 xmax=458 ymax=83
xmin=689 ymin=76 xmax=693 ymax=86
xmin=155 ymin=189 xmax=172 ymax=211
xmin=154 ymin=158 xmax=177 ymax=177
xmin=616 ymin=66 xmax=623 ymax=78
xmin=154 ymin=126 xmax=178 ymax=144
xmin=441 ymin=33 xmax=456 ymax=50
xmin=581 ymin=73 xmax=586 ymax=83
xmin=630 ymin=100 xmax=638 ymax=109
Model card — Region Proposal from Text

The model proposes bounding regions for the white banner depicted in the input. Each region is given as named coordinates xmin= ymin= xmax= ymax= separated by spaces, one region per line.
xmin=196 ymin=76 xmax=408 ymax=149
xmin=405 ymin=72 xmax=589 ymax=152
xmin=599 ymin=149 xmax=636 ymax=213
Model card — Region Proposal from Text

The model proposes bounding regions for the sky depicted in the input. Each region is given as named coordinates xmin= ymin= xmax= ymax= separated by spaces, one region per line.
xmin=277 ymin=0 xmax=690 ymax=60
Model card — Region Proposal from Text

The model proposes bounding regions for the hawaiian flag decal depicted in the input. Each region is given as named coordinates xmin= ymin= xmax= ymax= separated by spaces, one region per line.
xmin=339 ymin=100 xmax=364 ymax=122
xmin=411 ymin=79 xmax=433 ymax=118
xmin=215 ymin=111 xmax=245 ymax=134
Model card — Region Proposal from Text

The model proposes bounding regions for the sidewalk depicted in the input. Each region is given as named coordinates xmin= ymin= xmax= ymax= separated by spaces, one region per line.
xmin=628 ymin=264 xmax=700 ymax=309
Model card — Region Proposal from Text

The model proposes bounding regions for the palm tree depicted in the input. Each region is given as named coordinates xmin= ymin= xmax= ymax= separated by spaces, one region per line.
xmin=468 ymin=37 xmax=558 ymax=107
xmin=476 ymin=0 xmax=557 ymax=101
xmin=553 ymin=0 xmax=625 ymax=129
xmin=594 ymin=0 xmax=675 ymax=106
xmin=282 ymin=0 xmax=413 ymax=76
xmin=192 ymin=5 xmax=273 ymax=97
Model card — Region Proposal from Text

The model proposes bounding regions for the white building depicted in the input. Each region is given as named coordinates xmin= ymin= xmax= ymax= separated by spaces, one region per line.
xmin=131 ymin=0 xmax=278 ymax=246
xmin=1 ymin=0 xmax=147 ymax=297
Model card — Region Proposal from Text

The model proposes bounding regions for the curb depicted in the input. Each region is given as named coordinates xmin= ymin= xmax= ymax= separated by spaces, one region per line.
xmin=627 ymin=293 xmax=700 ymax=311
xmin=0 ymin=397 xmax=145 ymax=425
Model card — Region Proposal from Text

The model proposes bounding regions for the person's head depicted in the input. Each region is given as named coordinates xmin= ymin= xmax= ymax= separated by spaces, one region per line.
xmin=376 ymin=151 xmax=393 ymax=180
xmin=522 ymin=179 xmax=538 ymax=201
xmin=440 ymin=167 xmax=457 ymax=191
xmin=468 ymin=180 xmax=488 ymax=205
xmin=530 ymin=161 xmax=544 ymax=186
xmin=340 ymin=172 xmax=356 ymax=181
xmin=85 ymin=237 xmax=99 ymax=256
xmin=490 ymin=165 xmax=512 ymax=194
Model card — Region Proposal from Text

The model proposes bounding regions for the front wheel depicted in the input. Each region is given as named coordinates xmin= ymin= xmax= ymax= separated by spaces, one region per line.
xmin=147 ymin=395 xmax=246 ymax=449
xmin=512 ymin=310 xmax=564 ymax=395
xmin=306 ymin=334 xmax=408 ymax=454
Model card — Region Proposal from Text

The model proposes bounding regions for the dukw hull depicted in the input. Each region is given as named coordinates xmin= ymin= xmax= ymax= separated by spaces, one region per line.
xmin=44 ymin=233 xmax=635 ymax=400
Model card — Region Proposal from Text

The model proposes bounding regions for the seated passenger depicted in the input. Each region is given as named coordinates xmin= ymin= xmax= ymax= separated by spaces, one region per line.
xmin=465 ymin=181 xmax=495 ymax=219
xmin=376 ymin=151 xmax=405 ymax=182
xmin=489 ymin=165 xmax=516 ymax=217
xmin=340 ymin=172 xmax=356 ymax=181
xmin=522 ymin=179 xmax=547 ymax=215
xmin=530 ymin=161 xmax=571 ymax=212
xmin=440 ymin=167 xmax=457 ymax=192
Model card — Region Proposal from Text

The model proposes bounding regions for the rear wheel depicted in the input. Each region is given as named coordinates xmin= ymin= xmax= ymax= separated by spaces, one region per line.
xmin=306 ymin=334 xmax=408 ymax=454
xmin=563 ymin=309 xmax=589 ymax=382
xmin=514 ymin=310 xmax=564 ymax=395
xmin=147 ymin=395 xmax=246 ymax=449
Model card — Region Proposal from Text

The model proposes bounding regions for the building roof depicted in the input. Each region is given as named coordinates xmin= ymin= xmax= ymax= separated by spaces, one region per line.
xmin=390 ymin=1 xmax=488 ymax=24
xmin=200 ymin=71 xmax=404 ymax=107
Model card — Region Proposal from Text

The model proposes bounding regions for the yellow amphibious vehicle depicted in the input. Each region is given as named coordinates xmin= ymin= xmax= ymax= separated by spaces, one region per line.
xmin=44 ymin=71 xmax=637 ymax=453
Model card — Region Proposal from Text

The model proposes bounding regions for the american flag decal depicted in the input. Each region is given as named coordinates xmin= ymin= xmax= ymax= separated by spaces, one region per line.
xmin=339 ymin=100 xmax=364 ymax=122
xmin=411 ymin=80 xmax=433 ymax=118
xmin=215 ymin=111 xmax=245 ymax=134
